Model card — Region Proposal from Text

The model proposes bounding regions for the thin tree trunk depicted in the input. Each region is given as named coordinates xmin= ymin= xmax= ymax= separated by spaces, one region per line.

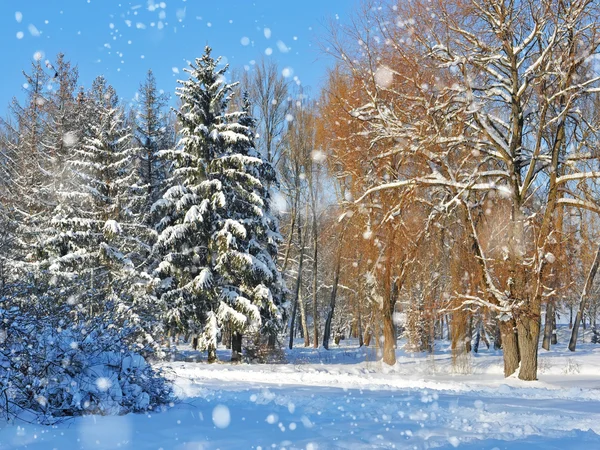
xmin=473 ymin=319 xmax=481 ymax=354
xmin=298 ymin=206 xmax=311 ymax=347
xmin=494 ymin=320 xmax=502 ymax=350
xmin=363 ymin=309 xmax=374 ymax=347
xmin=465 ymin=315 xmax=473 ymax=353
xmin=311 ymin=216 xmax=319 ymax=348
xmin=382 ymin=278 xmax=398 ymax=365
xmin=551 ymin=312 xmax=557 ymax=345
xmin=323 ymin=227 xmax=344 ymax=349
xmin=281 ymin=192 xmax=298 ymax=273
xmin=542 ymin=301 xmax=554 ymax=351
xmin=299 ymin=282 xmax=310 ymax=347
xmin=356 ymin=290 xmax=364 ymax=347
xmin=569 ymin=242 xmax=600 ymax=351
xmin=288 ymin=215 xmax=305 ymax=349
xmin=569 ymin=305 xmax=573 ymax=329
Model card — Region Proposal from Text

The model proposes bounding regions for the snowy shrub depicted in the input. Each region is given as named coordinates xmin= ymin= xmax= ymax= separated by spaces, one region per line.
xmin=0 ymin=284 xmax=173 ymax=423
xmin=562 ymin=357 xmax=581 ymax=375
xmin=243 ymin=332 xmax=286 ymax=364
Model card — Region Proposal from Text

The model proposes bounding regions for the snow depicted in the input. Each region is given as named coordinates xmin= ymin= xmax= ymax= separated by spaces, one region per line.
xmin=282 ymin=67 xmax=293 ymax=78
xmin=375 ymin=66 xmax=394 ymax=88
xmin=2 ymin=326 xmax=599 ymax=449
xmin=28 ymin=24 xmax=40 ymax=37
xmin=276 ymin=40 xmax=289 ymax=53
xmin=211 ymin=404 xmax=231 ymax=429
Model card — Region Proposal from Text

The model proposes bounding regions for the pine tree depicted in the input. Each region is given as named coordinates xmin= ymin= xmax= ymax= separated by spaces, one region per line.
xmin=155 ymin=47 xmax=284 ymax=362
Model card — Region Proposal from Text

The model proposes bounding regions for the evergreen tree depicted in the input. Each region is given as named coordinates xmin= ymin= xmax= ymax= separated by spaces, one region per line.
xmin=155 ymin=47 xmax=284 ymax=361
xmin=134 ymin=69 xmax=174 ymax=221
xmin=0 ymin=55 xmax=81 ymax=284
xmin=1 ymin=61 xmax=51 ymax=275
xmin=48 ymin=77 xmax=144 ymax=319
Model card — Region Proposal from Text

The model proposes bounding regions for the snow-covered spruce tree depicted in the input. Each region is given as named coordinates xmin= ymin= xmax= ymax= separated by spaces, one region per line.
xmin=0 ymin=60 xmax=52 ymax=278
xmin=134 ymin=69 xmax=174 ymax=222
xmin=47 ymin=76 xmax=159 ymax=339
xmin=155 ymin=47 xmax=284 ymax=362
xmin=129 ymin=70 xmax=175 ymax=281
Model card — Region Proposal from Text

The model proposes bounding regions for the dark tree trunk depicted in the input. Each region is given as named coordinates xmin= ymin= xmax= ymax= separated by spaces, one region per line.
xmin=569 ymin=243 xmax=600 ymax=351
xmin=465 ymin=315 xmax=473 ymax=353
xmin=323 ymin=255 xmax=341 ymax=349
xmin=542 ymin=301 xmax=554 ymax=351
xmin=207 ymin=343 xmax=217 ymax=363
xmin=231 ymin=332 xmax=242 ymax=362
xmin=323 ymin=226 xmax=345 ymax=350
xmin=473 ymin=319 xmax=481 ymax=354
xmin=551 ymin=312 xmax=558 ymax=345
xmin=356 ymin=287 xmax=364 ymax=347
xmin=494 ymin=320 xmax=502 ymax=350
xmin=569 ymin=305 xmax=573 ymax=329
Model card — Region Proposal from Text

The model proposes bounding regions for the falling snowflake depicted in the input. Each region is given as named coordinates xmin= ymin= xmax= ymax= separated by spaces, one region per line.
xmin=212 ymin=404 xmax=231 ymax=428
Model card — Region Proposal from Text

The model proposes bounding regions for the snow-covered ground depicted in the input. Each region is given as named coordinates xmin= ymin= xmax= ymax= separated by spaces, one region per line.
xmin=2 ymin=327 xmax=600 ymax=449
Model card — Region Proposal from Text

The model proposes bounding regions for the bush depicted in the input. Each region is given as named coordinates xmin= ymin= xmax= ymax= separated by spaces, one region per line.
xmin=0 ymin=284 xmax=173 ymax=423
xmin=243 ymin=332 xmax=286 ymax=364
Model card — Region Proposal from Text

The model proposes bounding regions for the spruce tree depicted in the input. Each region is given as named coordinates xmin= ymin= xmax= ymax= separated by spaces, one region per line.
xmin=48 ymin=77 xmax=143 ymax=318
xmin=155 ymin=47 xmax=284 ymax=362
xmin=134 ymin=69 xmax=174 ymax=220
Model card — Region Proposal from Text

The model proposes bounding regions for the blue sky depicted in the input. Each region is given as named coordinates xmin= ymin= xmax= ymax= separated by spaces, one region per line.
xmin=0 ymin=0 xmax=357 ymax=112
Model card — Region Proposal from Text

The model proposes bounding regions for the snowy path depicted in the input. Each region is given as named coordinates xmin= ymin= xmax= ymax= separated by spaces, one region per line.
xmin=2 ymin=360 xmax=599 ymax=449
xmin=2 ymin=335 xmax=600 ymax=449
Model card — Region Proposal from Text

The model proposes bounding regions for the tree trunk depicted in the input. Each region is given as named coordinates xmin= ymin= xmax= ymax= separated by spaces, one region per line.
xmin=323 ymin=232 xmax=343 ymax=349
xmin=473 ymin=319 xmax=481 ymax=354
xmin=207 ymin=343 xmax=217 ymax=363
xmin=298 ymin=283 xmax=310 ymax=347
xmin=551 ymin=312 xmax=557 ymax=345
xmin=281 ymin=193 xmax=298 ymax=273
xmin=363 ymin=310 xmax=373 ymax=347
xmin=517 ymin=315 xmax=540 ymax=381
xmin=569 ymin=305 xmax=573 ymax=328
xmin=288 ymin=215 xmax=307 ymax=349
xmin=311 ymin=218 xmax=319 ymax=348
xmin=499 ymin=319 xmax=520 ymax=377
xmin=542 ymin=301 xmax=554 ymax=351
xmin=357 ymin=292 xmax=364 ymax=347
xmin=494 ymin=320 xmax=502 ymax=350
xmin=465 ymin=315 xmax=473 ymax=353
xmin=569 ymin=242 xmax=600 ymax=351
xmin=382 ymin=278 xmax=398 ymax=365
xmin=231 ymin=332 xmax=242 ymax=362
